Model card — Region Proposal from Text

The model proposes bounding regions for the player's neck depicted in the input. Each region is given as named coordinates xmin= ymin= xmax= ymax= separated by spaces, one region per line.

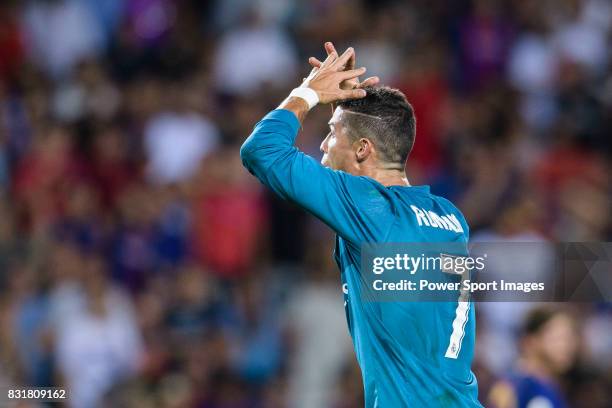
xmin=362 ymin=167 xmax=410 ymax=187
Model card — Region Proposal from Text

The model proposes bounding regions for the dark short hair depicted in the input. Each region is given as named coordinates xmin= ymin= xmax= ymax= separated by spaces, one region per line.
xmin=522 ymin=307 xmax=564 ymax=336
xmin=338 ymin=86 xmax=416 ymax=166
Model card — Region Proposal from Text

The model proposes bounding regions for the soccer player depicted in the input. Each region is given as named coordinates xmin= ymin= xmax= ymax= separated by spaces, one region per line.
xmin=240 ymin=43 xmax=482 ymax=407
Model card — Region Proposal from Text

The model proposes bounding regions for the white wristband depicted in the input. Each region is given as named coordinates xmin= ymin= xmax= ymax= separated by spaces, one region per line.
xmin=289 ymin=87 xmax=319 ymax=110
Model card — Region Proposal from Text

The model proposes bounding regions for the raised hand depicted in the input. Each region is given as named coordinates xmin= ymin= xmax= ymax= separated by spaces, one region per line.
xmin=308 ymin=42 xmax=379 ymax=91
xmin=302 ymin=47 xmax=369 ymax=104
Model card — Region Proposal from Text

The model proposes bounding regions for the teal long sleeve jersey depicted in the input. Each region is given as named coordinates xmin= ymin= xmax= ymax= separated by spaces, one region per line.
xmin=240 ymin=109 xmax=482 ymax=408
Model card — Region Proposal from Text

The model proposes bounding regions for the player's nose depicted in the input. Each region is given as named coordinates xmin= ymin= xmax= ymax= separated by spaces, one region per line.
xmin=320 ymin=135 xmax=329 ymax=153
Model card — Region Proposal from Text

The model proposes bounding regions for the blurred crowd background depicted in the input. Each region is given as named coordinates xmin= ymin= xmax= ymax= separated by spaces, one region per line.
xmin=0 ymin=0 xmax=610 ymax=407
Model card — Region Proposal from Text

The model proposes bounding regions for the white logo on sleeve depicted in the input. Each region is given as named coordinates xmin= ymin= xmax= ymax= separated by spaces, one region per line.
xmin=410 ymin=205 xmax=464 ymax=233
xmin=342 ymin=283 xmax=349 ymax=306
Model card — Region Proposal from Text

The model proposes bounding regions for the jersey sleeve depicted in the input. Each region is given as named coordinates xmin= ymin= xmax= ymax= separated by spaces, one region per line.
xmin=240 ymin=109 xmax=392 ymax=244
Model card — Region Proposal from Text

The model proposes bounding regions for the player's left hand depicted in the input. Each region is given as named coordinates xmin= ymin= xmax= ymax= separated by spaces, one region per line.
xmin=308 ymin=42 xmax=379 ymax=90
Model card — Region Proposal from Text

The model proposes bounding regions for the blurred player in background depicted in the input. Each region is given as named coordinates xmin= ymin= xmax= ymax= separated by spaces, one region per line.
xmin=488 ymin=307 xmax=578 ymax=408
xmin=241 ymin=42 xmax=482 ymax=407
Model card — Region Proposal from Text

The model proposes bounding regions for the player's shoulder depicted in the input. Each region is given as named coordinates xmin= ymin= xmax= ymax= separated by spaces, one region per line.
xmin=430 ymin=193 xmax=466 ymax=219
xmin=429 ymin=192 xmax=470 ymax=232
xmin=417 ymin=192 xmax=470 ymax=238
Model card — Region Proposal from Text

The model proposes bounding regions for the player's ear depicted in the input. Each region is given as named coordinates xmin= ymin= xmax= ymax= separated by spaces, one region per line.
xmin=354 ymin=138 xmax=372 ymax=162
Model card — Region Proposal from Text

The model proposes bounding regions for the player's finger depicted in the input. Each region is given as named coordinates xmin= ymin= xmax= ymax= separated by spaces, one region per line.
xmin=346 ymin=50 xmax=355 ymax=70
xmin=357 ymin=76 xmax=379 ymax=88
xmin=332 ymin=47 xmax=354 ymax=70
xmin=309 ymin=57 xmax=323 ymax=68
xmin=338 ymin=66 xmax=366 ymax=80
xmin=324 ymin=42 xmax=337 ymax=56
xmin=320 ymin=51 xmax=338 ymax=68
xmin=338 ymin=88 xmax=367 ymax=100
xmin=326 ymin=42 xmax=353 ymax=70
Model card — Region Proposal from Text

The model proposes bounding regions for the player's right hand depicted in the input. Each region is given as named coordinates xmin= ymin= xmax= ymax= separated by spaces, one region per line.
xmin=302 ymin=47 xmax=370 ymax=104
xmin=308 ymin=42 xmax=379 ymax=90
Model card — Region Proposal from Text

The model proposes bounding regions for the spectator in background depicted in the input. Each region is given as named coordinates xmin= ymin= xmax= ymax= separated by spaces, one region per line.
xmin=48 ymin=242 xmax=86 ymax=332
xmin=507 ymin=2 xmax=558 ymax=131
xmin=109 ymin=184 xmax=160 ymax=290
xmin=472 ymin=189 xmax=554 ymax=374
xmin=221 ymin=275 xmax=285 ymax=385
xmin=124 ymin=0 xmax=175 ymax=47
xmin=166 ymin=264 xmax=222 ymax=340
xmin=212 ymin=0 xmax=296 ymax=30
xmin=192 ymin=146 xmax=267 ymax=279
xmin=54 ymin=255 xmax=143 ymax=408
xmin=285 ymin=245 xmax=353 ymax=408
xmin=396 ymin=46 xmax=450 ymax=176
xmin=13 ymin=123 xmax=86 ymax=234
xmin=144 ymin=81 xmax=219 ymax=185
xmin=352 ymin=6 xmax=402 ymax=84
xmin=89 ymin=124 xmax=137 ymax=210
xmin=0 ymin=201 xmax=18 ymax=273
xmin=52 ymin=60 xmax=122 ymax=123
xmin=0 ymin=133 xmax=9 ymax=191
xmin=81 ymin=0 xmax=125 ymax=43
xmin=552 ymin=0 xmax=610 ymax=76
xmin=213 ymin=7 xmax=298 ymax=96
xmin=9 ymin=262 xmax=53 ymax=387
xmin=52 ymin=182 xmax=104 ymax=252
xmin=488 ymin=307 xmax=578 ymax=408
xmin=533 ymin=127 xmax=609 ymax=240
xmin=0 ymin=2 xmax=24 ymax=83
xmin=457 ymin=0 xmax=514 ymax=91
xmin=20 ymin=0 xmax=105 ymax=79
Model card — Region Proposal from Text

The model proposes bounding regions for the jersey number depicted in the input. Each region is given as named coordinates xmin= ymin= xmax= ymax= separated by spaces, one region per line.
xmin=445 ymin=270 xmax=470 ymax=359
